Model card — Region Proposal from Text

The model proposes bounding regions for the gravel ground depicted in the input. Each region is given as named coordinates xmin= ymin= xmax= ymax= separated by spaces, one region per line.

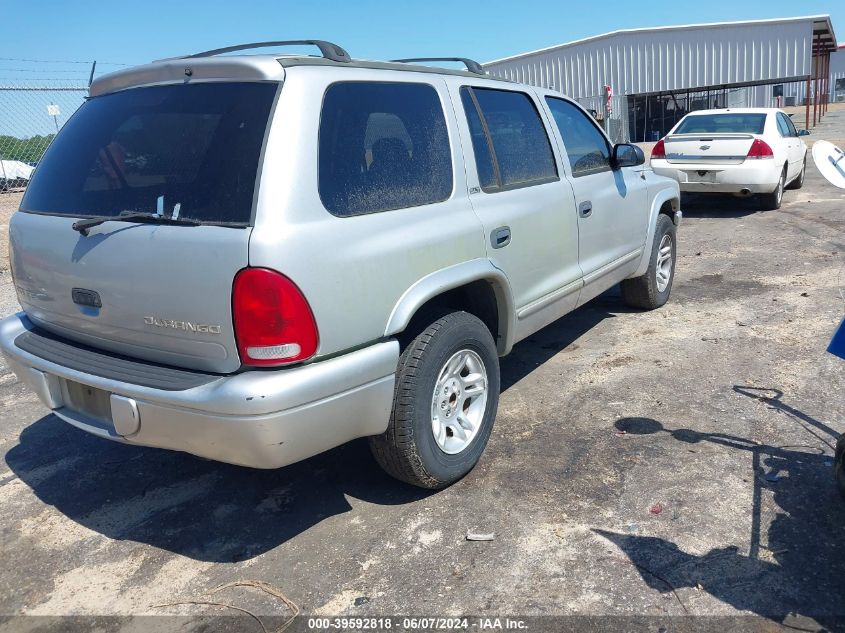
xmin=0 ymin=111 xmax=844 ymax=632
xmin=0 ymin=191 xmax=23 ymax=318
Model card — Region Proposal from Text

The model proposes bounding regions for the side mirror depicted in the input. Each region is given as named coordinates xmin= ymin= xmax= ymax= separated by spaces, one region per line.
xmin=798 ymin=129 xmax=811 ymax=136
xmin=612 ymin=143 xmax=645 ymax=168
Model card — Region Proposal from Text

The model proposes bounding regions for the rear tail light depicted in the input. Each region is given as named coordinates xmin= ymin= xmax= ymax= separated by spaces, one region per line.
xmin=651 ymin=139 xmax=666 ymax=159
xmin=746 ymin=138 xmax=774 ymax=159
xmin=232 ymin=268 xmax=319 ymax=366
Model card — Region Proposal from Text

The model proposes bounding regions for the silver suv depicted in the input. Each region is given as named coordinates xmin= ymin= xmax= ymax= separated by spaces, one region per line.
xmin=0 ymin=41 xmax=681 ymax=488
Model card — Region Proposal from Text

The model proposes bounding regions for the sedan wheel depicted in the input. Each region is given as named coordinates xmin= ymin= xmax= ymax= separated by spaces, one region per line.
xmin=760 ymin=169 xmax=785 ymax=210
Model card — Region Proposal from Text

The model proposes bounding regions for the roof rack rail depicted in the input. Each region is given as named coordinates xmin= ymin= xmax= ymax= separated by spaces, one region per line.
xmin=183 ymin=40 xmax=352 ymax=63
xmin=391 ymin=57 xmax=485 ymax=75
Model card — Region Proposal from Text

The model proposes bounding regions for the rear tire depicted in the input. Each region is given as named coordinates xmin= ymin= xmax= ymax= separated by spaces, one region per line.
xmin=369 ymin=311 xmax=500 ymax=489
xmin=785 ymin=159 xmax=805 ymax=190
xmin=621 ymin=213 xmax=676 ymax=310
xmin=759 ymin=168 xmax=785 ymax=210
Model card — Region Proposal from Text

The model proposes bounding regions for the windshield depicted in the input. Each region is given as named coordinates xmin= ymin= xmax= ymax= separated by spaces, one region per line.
xmin=673 ymin=113 xmax=767 ymax=135
xmin=21 ymin=82 xmax=277 ymax=224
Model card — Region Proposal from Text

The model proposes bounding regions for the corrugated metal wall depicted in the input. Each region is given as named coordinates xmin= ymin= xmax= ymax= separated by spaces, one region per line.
xmin=485 ymin=19 xmax=814 ymax=99
xmin=831 ymin=47 xmax=845 ymax=101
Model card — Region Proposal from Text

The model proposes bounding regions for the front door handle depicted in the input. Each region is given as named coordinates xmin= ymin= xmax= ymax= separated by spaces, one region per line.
xmin=579 ymin=201 xmax=593 ymax=218
xmin=491 ymin=226 xmax=511 ymax=249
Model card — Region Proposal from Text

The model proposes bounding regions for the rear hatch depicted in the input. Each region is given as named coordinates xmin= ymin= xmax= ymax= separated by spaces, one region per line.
xmin=10 ymin=81 xmax=278 ymax=373
xmin=664 ymin=112 xmax=766 ymax=165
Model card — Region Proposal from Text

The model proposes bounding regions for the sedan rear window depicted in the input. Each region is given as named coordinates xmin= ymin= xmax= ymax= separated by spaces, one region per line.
xmin=673 ymin=113 xmax=766 ymax=135
xmin=21 ymin=82 xmax=277 ymax=225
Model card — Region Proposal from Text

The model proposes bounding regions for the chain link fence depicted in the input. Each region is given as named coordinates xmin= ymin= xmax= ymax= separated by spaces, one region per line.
xmin=0 ymin=83 xmax=87 ymax=190
xmin=574 ymin=94 xmax=630 ymax=144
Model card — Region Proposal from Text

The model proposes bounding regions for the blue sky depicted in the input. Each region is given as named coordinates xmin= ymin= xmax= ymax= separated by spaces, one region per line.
xmin=0 ymin=0 xmax=841 ymax=137
xmin=1 ymin=0 xmax=842 ymax=78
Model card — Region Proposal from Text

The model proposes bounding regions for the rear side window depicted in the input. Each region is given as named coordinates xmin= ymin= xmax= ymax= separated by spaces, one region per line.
xmin=783 ymin=114 xmax=798 ymax=136
xmin=460 ymin=90 xmax=497 ymax=190
xmin=777 ymin=112 xmax=797 ymax=137
xmin=545 ymin=97 xmax=611 ymax=177
xmin=319 ymin=82 xmax=453 ymax=217
xmin=460 ymin=87 xmax=557 ymax=191
xmin=21 ymin=82 xmax=277 ymax=224
xmin=674 ymin=113 xmax=767 ymax=135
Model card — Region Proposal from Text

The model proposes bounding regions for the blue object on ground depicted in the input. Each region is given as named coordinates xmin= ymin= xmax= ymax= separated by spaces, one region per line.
xmin=829 ymin=317 xmax=845 ymax=361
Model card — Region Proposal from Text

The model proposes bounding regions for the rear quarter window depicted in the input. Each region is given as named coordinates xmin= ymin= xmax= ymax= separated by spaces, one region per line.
xmin=318 ymin=82 xmax=453 ymax=217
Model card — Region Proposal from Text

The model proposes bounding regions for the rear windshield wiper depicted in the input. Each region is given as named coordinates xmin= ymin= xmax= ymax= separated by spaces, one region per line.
xmin=72 ymin=211 xmax=200 ymax=236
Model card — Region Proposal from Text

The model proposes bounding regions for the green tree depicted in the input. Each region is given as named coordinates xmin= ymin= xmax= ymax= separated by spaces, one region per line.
xmin=0 ymin=134 xmax=55 ymax=163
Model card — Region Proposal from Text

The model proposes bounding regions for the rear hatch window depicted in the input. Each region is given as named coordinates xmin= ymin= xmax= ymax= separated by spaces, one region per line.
xmin=673 ymin=113 xmax=766 ymax=135
xmin=21 ymin=82 xmax=278 ymax=225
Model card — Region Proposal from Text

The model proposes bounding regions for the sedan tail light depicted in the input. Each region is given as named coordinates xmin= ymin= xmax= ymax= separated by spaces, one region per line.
xmin=746 ymin=138 xmax=774 ymax=159
xmin=651 ymin=139 xmax=666 ymax=159
xmin=232 ymin=268 xmax=319 ymax=366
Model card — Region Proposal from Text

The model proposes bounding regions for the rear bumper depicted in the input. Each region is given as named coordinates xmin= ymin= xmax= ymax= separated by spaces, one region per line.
xmin=0 ymin=313 xmax=398 ymax=468
xmin=651 ymin=160 xmax=781 ymax=194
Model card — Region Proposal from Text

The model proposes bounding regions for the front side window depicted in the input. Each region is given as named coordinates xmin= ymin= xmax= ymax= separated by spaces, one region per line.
xmin=460 ymin=87 xmax=557 ymax=191
xmin=319 ymin=82 xmax=453 ymax=217
xmin=21 ymin=82 xmax=278 ymax=224
xmin=545 ymin=97 xmax=611 ymax=177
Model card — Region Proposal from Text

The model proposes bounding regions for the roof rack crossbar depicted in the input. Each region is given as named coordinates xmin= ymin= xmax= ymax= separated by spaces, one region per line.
xmin=185 ymin=40 xmax=352 ymax=63
xmin=391 ymin=57 xmax=485 ymax=75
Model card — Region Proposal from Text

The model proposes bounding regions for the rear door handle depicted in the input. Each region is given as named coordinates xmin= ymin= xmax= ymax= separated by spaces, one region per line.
xmin=579 ymin=201 xmax=593 ymax=218
xmin=491 ymin=226 xmax=511 ymax=249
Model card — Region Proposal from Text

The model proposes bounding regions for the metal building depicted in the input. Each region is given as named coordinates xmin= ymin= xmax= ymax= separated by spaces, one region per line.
xmin=484 ymin=15 xmax=837 ymax=142
xmin=830 ymin=44 xmax=845 ymax=102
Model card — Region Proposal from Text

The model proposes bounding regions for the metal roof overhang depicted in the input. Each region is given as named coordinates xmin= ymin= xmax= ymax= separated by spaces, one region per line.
xmin=812 ymin=16 xmax=838 ymax=53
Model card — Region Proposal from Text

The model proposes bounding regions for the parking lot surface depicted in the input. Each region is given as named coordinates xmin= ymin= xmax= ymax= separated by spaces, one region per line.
xmin=1 ymin=111 xmax=844 ymax=631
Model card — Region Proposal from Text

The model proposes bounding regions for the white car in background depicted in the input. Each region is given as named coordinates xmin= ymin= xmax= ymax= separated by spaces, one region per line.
xmin=650 ymin=108 xmax=809 ymax=210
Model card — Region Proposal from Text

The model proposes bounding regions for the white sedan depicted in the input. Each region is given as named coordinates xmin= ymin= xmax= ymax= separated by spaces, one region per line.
xmin=650 ymin=108 xmax=808 ymax=210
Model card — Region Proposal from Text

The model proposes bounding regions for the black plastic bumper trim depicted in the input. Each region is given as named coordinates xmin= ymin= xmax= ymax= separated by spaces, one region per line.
xmin=14 ymin=328 xmax=222 ymax=391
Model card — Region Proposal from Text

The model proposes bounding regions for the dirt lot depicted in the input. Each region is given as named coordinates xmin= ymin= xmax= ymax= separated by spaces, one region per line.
xmin=1 ymin=112 xmax=844 ymax=632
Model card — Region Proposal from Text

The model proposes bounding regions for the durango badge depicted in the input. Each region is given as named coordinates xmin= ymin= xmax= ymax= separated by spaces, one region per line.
xmin=143 ymin=316 xmax=222 ymax=335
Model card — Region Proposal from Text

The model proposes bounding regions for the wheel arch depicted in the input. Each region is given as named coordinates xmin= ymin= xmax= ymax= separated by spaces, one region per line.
xmin=631 ymin=186 xmax=680 ymax=278
xmin=384 ymin=260 xmax=516 ymax=356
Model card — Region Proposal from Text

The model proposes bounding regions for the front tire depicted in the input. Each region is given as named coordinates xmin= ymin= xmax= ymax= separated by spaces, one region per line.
xmin=760 ymin=168 xmax=786 ymax=210
xmin=369 ymin=311 xmax=500 ymax=489
xmin=621 ymin=213 xmax=676 ymax=310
